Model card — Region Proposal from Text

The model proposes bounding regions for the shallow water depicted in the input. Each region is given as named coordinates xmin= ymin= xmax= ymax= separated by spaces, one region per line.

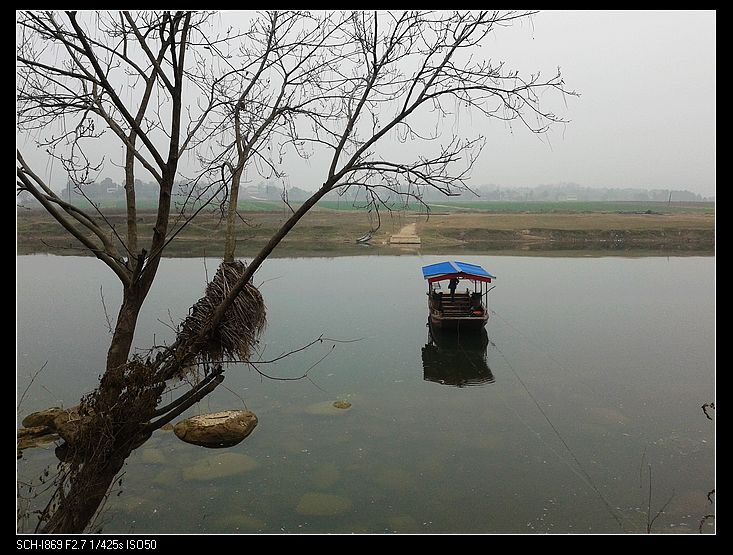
xmin=17 ymin=254 xmax=715 ymax=533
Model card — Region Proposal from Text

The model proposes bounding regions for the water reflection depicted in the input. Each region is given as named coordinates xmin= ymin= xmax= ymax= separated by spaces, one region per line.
xmin=17 ymin=254 xmax=716 ymax=533
xmin=421 ymin=323 xmax=495 ymax=387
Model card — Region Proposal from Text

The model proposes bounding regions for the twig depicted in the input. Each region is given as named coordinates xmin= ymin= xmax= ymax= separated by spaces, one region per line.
xmin=639 ymin=446 xmax=647 ymax=489
xmin=698 ymin=489 xmax=715 ymax=533
xmin=645 ymin=464 xmax=675 ymax=533
xmin=144 ymin=374 xmax=225 ymax=433
xmin=99 ymin=285 xmax=114 ymax=335
xmin=701 ymin=402 xmax=715 ymax=420
xmin=698 ymin=514 xmax=715 ymax=534
xmin=249 ymin=344 xmax=335 ymax=382
xmin=218 ymin=382 xmax=249 ymax=411
xmin=707 ymin=489 xmax=715 ymax=504
xmin=151 ymin=366 xmax=223 ymax=417
xmin=646 ymin=465 xmax=652 ymax=532
xmin=179 ymin=334 xmax=363 ymax=367
xmin=17 ymin=361 xmax=49 ymax=414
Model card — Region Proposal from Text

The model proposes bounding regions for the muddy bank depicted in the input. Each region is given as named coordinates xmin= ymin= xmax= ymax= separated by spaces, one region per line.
xmin=16 ymin=208 xmax=714 ymax=257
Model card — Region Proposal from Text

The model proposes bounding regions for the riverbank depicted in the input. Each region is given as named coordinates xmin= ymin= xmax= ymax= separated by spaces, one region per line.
xmin=16 ymin=204 xmax=715 ymax=257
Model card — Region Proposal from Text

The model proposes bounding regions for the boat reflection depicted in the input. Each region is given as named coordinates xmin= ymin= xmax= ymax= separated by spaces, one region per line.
xmin=421 ymin=323 xmax=495 ymax=387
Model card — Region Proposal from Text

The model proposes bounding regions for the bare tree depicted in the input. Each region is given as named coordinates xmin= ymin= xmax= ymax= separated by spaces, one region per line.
xmin=193 ymin=10 xmax=351 ymax=262
xmin=15 ymin=10 xmax=242 ymax=532
xmin=182 ymin=10 xmax=576 ymax=344
xmin=17 ymin=10 xmax=575 ymax=533
xmin=16 ymin=10 xmax=231 ymax=409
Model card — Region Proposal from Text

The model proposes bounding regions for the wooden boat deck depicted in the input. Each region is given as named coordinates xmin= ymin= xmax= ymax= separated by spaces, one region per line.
xmin=428 ymin=292 xmax=488 ymax=330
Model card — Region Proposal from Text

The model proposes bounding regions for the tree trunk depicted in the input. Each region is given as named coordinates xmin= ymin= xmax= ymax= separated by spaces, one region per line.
xmin=123 ymin=145 xmax=138 ymax=255
xmin=40 ymin=450 xmax=128 ymax=533
xmin=223 ymin=166 xmax=243 ymax=263
xmin=96 ymin=288 xmax=144 ymax=412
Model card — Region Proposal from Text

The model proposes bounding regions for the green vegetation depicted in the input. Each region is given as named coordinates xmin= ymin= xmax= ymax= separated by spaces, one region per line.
xmin=425 ymin=200 xmax=715 ymax=214
xmin=44 ymin=195 xmax=714 ymax=216
xmin=316 ymin=199 xmax=715 ymax=215
xmin=294 ymin=199 xmax=715 ymax=215
xmin=314 ymin=199 xmax=432 ymax=212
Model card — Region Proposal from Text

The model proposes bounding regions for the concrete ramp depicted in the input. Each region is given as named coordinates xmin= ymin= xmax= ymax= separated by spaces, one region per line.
xmin=390 ymin=223 xmax=421 ymax=244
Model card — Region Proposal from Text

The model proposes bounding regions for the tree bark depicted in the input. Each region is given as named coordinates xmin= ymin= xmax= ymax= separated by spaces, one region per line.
xmin=123 ymin=146 xmax=138 ymax=256
xmin=41 ymin=450 xmax=128 ymax=533
xmin=223 ymin=166 xmax=243 ymax=263
xmin=97 ymin=287 xmax=144 ymax=412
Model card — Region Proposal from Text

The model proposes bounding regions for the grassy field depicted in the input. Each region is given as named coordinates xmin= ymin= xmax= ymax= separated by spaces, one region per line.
xmin=272 ymin=199 xmax=716 ymax=214
xmin=419 ymin=200 xmax=715 ymax=214
xmin=50 ymin=197 xmax=716 ymax=215
xmin=17 ymin=201 xmax=715 ymax=257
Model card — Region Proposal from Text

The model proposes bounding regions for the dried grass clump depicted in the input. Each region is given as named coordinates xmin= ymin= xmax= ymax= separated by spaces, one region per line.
xmin=177 ymin=260 xmax=266 ymax=366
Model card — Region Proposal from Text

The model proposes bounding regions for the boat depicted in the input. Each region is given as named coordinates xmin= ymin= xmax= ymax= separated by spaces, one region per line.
xmin=421 ymin=261 xmax=496 ymax=331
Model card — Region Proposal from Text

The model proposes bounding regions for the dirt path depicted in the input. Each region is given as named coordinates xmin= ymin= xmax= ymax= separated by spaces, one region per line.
xmin=396 ymin=222 xmax=417 ymax=235
xmin=389 ymin=222 xmax=421 ymax=244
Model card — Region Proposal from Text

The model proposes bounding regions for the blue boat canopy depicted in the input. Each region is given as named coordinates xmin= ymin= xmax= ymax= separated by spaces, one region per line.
xmin=422 ymin=261 xmax=496 ymax=284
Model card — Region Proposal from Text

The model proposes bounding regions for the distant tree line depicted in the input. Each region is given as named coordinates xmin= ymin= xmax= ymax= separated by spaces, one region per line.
xmin=32 ymin=177 xmax=710 ymax=206
xmin=50 ymin=178 xmax=314 ymax=205
xmin=420 ymin=182 xmax=712 ymax=202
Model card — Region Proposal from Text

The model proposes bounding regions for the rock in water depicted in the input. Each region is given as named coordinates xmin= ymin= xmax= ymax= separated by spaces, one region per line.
xmin=17 ymin=426 xmax=59 ymax=455
xmin=296 ymin=492 xmax=353 ymax=516
xmin=182 ymin=452 xmax=258 ymax=481
xmin=52 ymin=407 xmax=87 ymax=445
xmin=21 ymin=407 xmax=65 ymax=429
xmin=304 ymin=400 xmax=352 ymax=416
xmin=174 ymin=410 xmax=258 ymax=448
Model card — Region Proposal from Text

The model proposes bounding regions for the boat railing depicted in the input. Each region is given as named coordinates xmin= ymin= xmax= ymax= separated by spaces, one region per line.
xmin=430 ymin=290 xmax=487 ymax=317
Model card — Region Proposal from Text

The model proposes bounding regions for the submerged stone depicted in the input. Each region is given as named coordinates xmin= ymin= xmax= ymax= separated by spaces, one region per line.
xmin=182 ymin=452 xmax=259 ymax=481
xmin=152 ymin=467 xmax=179 ymax=487
xmin=174 ymin=410 xmax=257 ymax=448
xmin=296 ymin=492 xmax=353 ymax=516
xmin=370 ymin=467 xmax=414 ymax=492
xmin=214 ymin=513 xmax=266 ymax=532
xmin=281 ymin=437 xmax=308 ymax=454
xmin=140 ymin=448 xmax=166 ymax=465
xmin=310 ymin=462 xmax=341 ymax=489
xmin=388 ymin=515 xmax=420 ymax=533
xmin=304 ymin=400 xmax=352 ymax=416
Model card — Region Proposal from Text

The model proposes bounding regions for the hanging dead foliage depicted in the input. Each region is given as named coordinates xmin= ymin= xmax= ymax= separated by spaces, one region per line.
xmin=176 ymin=260 xmax=266 ymax=369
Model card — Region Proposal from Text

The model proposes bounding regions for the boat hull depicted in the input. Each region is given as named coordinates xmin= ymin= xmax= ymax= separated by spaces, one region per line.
xmin=428 ymin=313 xmax=488 ymax=331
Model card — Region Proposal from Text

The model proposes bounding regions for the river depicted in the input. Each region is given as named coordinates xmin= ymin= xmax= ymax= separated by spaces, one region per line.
xmin=17 ymin=254 xmax=715 ymax=533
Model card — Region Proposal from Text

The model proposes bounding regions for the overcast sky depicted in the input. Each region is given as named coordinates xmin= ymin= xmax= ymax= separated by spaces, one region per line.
xmin=478 ymin=9 xmax=715 ymax=196
xmin=287 ymin=10 xmax=716 ymax=196
xmin=18 ymin=10 xmax=716 ymax=197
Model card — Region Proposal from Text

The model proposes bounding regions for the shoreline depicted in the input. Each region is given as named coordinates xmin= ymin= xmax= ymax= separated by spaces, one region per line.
xmin=17 ymin=206 xmax=715 ymax=258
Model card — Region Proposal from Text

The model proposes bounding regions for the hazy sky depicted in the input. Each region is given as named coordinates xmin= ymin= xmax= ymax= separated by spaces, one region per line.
xmin=18 ymin=10 xmax=716 ymax=197
xmin=474 ymin=9 xmax=716 ymax=196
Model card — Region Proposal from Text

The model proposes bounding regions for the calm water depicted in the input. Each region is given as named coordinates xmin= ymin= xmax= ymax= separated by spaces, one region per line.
xmin=17 ymin=254 xmax=715 ymax=533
